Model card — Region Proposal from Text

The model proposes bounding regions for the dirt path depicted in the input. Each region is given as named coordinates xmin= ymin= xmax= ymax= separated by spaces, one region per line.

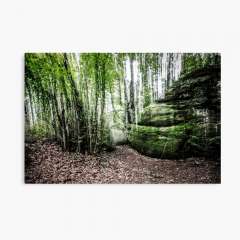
xmin=25 ymin=140 xmax=220 ymax=184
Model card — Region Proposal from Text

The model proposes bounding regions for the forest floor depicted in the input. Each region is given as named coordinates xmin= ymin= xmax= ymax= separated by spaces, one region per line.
xmin=25 ymin=140 xmax=220 ymax=184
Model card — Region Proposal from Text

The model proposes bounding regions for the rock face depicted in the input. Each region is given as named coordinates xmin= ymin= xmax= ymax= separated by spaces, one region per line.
xmin=129 ymin=65 xmax=221 ymax=159
xmin=129 ymin=123 xmax=190 ymax=159
xmin=138 ymin=103 xmax=191 ymax=127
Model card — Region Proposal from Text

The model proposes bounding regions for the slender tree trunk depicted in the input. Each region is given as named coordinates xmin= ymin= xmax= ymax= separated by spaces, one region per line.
xmin=123 ymin=61 xmax=129 ymax=127
xmin=100 ymin=59 xmax=106 ymax=146
xmin=25 ymin=99 xmax=30 ymax=127
xmin=93 ymin=54 xmax=100 ymax=153
xmin=129 ymin=55 xmax=135 ymax=123
xmin=26 ymin=86 xmax=35 ymax=126
xmin=63 ymin=53 xmax=83 ymax=152
xmin=166 ymin=53 xmax=171 ymax=89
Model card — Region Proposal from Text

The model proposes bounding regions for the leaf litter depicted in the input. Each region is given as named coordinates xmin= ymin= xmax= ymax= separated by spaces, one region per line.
xmin=25 ymin=140 xmax=220 ymax=184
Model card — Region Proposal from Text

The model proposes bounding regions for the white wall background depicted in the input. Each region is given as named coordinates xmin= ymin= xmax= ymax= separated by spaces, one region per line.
xmin=0 ymin=0 xmax=239 ymax=239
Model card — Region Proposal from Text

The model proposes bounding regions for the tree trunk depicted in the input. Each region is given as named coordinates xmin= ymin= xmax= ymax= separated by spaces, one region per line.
xmin=129 ymin=55 xmax=135 ymax=123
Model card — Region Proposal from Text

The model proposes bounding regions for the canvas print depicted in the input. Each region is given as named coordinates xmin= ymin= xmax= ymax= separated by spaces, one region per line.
xmin=25 ymin=53 xmax=221 ymax=183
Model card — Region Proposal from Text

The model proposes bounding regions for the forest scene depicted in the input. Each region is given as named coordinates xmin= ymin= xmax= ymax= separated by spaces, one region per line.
xmin=25 ymin=53 xmax=221 ymax=184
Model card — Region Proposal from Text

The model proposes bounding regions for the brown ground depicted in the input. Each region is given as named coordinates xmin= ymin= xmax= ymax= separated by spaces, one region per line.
xmin=25 ymin=140 xmax=220 ymax=184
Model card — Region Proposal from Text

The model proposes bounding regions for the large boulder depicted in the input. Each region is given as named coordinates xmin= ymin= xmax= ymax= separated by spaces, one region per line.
xmin=128 ymin=65 xmax=221 ymax=160
xmin=138 ymin=103 xmax=192 ymax=127
xmin=128 ymin=122 xmax=220 ymax=159
xmin=128 ymin=124 xmax=191 ymax=159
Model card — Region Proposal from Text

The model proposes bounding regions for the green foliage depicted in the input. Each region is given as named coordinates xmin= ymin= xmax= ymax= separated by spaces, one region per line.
xmin=182 ymin=53 xmax=220 ymax=74
xmin=25 ymin=53 xmax=121 ymax=153
xmin=27 ymin=122 xmax=52 ymax=139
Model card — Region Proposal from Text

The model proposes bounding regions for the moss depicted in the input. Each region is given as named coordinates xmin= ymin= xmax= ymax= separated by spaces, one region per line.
xmin=140 ymin=114 xmax=186 ymax=127
xmin=139 ymin=103 xmax=193 ymax=127
xmin=128 ymin=123 xmax=220 ymax=159
xmin=128 ymin=124 xmax=192 ymax=159
xmin=143 ymin=103 xmax=176 ymax=116
xmin=131 ymin=136 xmax=179 ymax=159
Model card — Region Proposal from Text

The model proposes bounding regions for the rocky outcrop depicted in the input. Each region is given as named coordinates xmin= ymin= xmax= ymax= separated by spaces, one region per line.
xmin=128 ymin=65 xmax=221 ymax=159
xmin=129 ymin=123 xmax=191 ymax=159
xmin=138 ymin=103 xmax=192 ymax=127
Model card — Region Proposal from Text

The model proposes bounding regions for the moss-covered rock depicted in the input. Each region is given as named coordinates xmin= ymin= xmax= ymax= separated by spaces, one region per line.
xmin=128 ymin=122 xmax=220 ymax=159
xmin=128 ymin=124 xmax=193 ymax=159
xmin=129 ymin=65 xmax=220 ymax=160
xmin=139 ymin=103 xmax=192 ymax=127
xmin=165 ymin=65 xmax=221 ymax=111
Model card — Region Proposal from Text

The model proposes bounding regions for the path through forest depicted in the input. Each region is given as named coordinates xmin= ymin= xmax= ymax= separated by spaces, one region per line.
xmin=25 ymin=140 xmax=220 ymax=184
